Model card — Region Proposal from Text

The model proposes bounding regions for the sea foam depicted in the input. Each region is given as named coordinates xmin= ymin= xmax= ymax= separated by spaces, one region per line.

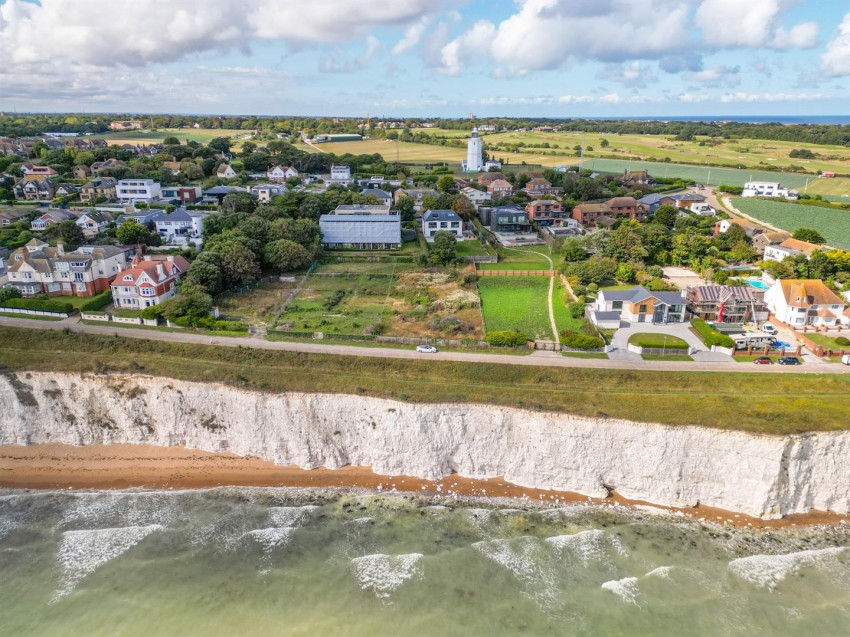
xmin=545 ymin=529 xmax=629 ymax=564
xmin=601 ymin=577 xmax=640 ymax=604
xmin=728 ymin=547 xmax=848 ymax=590
xmin=351 ymin=553 xmax=424 ymax=600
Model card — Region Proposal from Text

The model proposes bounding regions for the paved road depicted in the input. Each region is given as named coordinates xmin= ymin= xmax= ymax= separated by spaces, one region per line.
xmin=1 ymin=316 xmax=847 ymax=375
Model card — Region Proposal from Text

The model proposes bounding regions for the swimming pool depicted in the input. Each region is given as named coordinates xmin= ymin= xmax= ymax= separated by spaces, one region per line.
xmin=745 ymin=279 xmax=771 ymax=290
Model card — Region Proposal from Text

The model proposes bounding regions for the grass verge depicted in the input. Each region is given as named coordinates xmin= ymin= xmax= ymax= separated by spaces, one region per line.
xmin=0 ymin=312 xmax=64 ymax=322
xmin=0 ymin=327 xmax=849 ymax=433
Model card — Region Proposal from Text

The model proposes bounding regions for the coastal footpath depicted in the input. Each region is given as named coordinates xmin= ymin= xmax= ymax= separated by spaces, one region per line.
xmin=1 ymin=371 xmax=849 ymax=520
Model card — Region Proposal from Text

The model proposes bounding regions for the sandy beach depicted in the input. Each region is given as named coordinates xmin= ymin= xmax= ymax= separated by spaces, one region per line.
xmin=1 ymin=443 xmax=847 ymax=529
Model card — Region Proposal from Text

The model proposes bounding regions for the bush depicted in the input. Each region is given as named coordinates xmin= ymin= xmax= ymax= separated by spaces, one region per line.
xmin=835 ymin=336 xmax=850 ymax=347
xmin=0 ymin=298 xmax=74 ymax=314
xmin=173 ymin=316 xmax=248 ymax=332
xmin=718 ymin=184 xmax=743 ymax=195
xmin=691 ymin=319 xmax=735 ymax=348
xmin=140 ymin=306 xmax=164 ymax=320
xmin=79 ymin=291 xmax=112 ymax=312
xmin=0 ymin=287 xmax=22 ymax=303
xmin=568 ymin=301 xmax=585 ymax=319
xmin=485 ymin=330 xmax=528 ymax=347
xmin=559 ymin=330 xmax=605 ymax=350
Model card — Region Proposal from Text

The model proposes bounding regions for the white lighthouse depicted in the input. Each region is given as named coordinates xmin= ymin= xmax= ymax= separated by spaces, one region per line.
xmin=464 ymin=127 xmax=483 ymax=172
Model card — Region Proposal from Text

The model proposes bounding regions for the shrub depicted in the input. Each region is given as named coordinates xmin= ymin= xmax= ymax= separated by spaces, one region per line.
xmin=140 ymin=306 xmax=164 ymax=320
xmin=691 ymin=319 xmax=736 ymax=348
xmin=79 ymin=291 xmax=112 ymax=313
xmin=172 ymin=316 xmax=248 ymax=332
xmin=718 ymin=184 xmax=743 ymax=195
xmin=485 ymin=330 xmax=528 ymax=347
xmin=835 ymin=336 xmax=850 ymax=347
xmin=0 ymin=287 xmax=22 ymax=303
xmin=1 ymin=298 xmax=74 ymax=314
xmin=568 ymin=301 xmax=585 ymax=319
xmin=559 ymin=330 xmax=605 ymax=350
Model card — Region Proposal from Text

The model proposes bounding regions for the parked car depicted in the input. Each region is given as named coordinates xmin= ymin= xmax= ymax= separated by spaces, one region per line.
xmin=753 ymin=356 xmax=773 ymax=365
xmin=761 ymin=323 xmax=777 ymax=335
xmin=842 ymin=354 xmax=850 ymax=366
xmin=777 ymin=356 xmax=801 ymax=365
xmin=416 ymin=345 xmax=438 ymax=353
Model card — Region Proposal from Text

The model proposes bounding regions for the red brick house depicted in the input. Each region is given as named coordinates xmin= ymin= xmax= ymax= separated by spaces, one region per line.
xmin=525 ymin=199 xmax=564 ymax=226
xmin=111 ymin=254 xmax=191 ymax=309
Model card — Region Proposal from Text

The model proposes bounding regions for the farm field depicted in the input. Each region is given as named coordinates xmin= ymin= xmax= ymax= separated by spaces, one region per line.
xmin=275 ymin=265 xmax=483 ymax=340
xmin=478 ymin=277 xmax=553 ymax=340
xmin=91 ymin=127 xmax=249 ymax=145
xmin=731 ymin=198 xmax=850 ymax=250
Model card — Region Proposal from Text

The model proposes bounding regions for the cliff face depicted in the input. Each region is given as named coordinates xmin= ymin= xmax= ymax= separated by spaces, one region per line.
xmin=1 ymin=372 xmax=848 ymax=519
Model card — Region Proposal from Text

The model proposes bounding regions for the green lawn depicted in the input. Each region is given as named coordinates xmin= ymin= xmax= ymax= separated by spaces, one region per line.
xmin=91 ymin=127 xmax=248 ymax=145
xmin=628 ymin=333 xmax=690 ymax=349
xmin=552 ymin=278 xmax=582 ymax=333
xmin=478 ymin=277 xmax=553 ymax=340
xmin=2 ymin=326 xmax=850 ymax=433
xmin=732 ymin=198 xmax=850 ymax=250
xmin=478 ymin=262 xmax=551 ymax=271
xmin=803 ymin=332 xmax=850 ymax=351
xmin=455 ymin=241 xmax=495 ymax=257
xmin=562 ymin=351 xmax=608 ymax=359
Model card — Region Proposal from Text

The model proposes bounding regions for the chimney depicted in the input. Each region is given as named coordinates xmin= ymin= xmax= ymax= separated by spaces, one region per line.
xmin=156 ymin=263 xmax=165 ymax=280
xmin=56 ymin=242 xmax=64 ymax=256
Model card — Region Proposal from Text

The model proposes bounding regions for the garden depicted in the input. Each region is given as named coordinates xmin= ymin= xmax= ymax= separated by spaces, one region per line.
xmin=477 ymin=277 xmax=553 ymax=340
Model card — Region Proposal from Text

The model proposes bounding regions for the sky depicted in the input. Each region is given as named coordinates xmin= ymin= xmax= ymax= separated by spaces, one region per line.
xmin=1 ymin=0 xmax=849 ymax=118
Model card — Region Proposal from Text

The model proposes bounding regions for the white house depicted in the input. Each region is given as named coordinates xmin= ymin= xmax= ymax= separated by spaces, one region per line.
xmin=461 ymin=186 xmax=491 ymax=208
xmin=115 ymin=179 xmax=162 ymax=203
xmin=328 ymin=165 xmax=352 ymax=186
xmin=462 ymin=127 xmax=483 ymax=172
xmin=590 ymin=286 xmax=686 ymax=327
xmin=154 ymin=209 xmax=207 ymax=245
xmin=689 ymin=202 xmax=716 ymax=216
xmin=216 ymin=164 xmax=237 ymax=179
xmin=763 ymin=238 xmax=823 ymax=263
xmin=763 ymin=279 xmax=847 ymax=327
xmin=75 ymin=211 xmax=113 ymax=237
xmin=250 ymin=183 xmax=286 ymax=204
xmin=267 ymin=165 xmax=298 ymax=183
xmin=422 ymin=209 xmax=464 ymax=242
xmin=111 ymin=254 xmax=190 ymax=309
xmin=742 ymin=181 xmax=798 ymax=199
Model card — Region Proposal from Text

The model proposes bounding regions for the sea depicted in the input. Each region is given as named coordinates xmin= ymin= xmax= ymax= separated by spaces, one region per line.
xmin=1 ymin=488 xmax=849 ymax=636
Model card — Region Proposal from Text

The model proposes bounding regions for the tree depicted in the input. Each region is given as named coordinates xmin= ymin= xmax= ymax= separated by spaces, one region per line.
xmin=450 ymin=195 xmax=476 ymax=221
xmin=116 ymin=220 xmax=151 ymax=245
xmin=565 ymin=255 xmax=618 ymax=284
xmin=436 ymin=174 xmax=457 ymax=194
xmin=208 ymin=137 xmax=231 ymax=153
xmin=269 ymin=218 xmax=321 ymax=254
xmin=210 ymin=239 xmax=260 ymax=287
xmin=561 ymin=239 xmax=587 ymax=262
xmin=396 ymin=196 xmax=415 ymax=223
xmin=180 ymin=160 xmax=203 ymax=180
xmin=429 ymin=230 xmax=457 ymax=265
xmin=792 ymin=227 xmax=826 ymax=244
xmin=603 ymin=221 xmax=646 ymax=264
xmin=184 ymin=252 xmax=224 ymax=295
xmin=0 ymin=287 xmax=22 ymax=303
xmin=220 ymin=191 xmax=257 ymax=215
xmin=52 ymin=219 xmax=85 ymax=245
xmin=652 ymin=204 xmax=678 ymax=228
xmin=158 ymin=291 xmax=213 ymax=321
xmin=615 ymin=263 xmax=635 ymax=283
xmin=163 ymin=136 xmax=180 ymax=146
xmin=600 ymin=139 xmax=609 ymax=147
xmin=729 ymin=241 xmax=757 ymax=263
xmin=264 ymin=239 xmax=311 ymax=272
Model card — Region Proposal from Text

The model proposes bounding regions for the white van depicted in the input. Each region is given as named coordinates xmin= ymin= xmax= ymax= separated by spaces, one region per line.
xmin=842 ymin=354 xmax=850 ymax=366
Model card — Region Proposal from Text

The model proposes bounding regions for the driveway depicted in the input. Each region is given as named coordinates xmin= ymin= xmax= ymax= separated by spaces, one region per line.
xmin=608 ymin=321 xmax=734 ymax=363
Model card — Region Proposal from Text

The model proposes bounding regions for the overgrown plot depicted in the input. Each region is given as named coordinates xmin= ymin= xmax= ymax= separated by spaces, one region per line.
xmin=478 ymin=277 xmax=553 ymax=340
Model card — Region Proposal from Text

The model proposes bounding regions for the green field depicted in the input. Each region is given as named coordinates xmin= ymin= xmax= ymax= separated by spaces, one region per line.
xmin=478 ymin=277 xmax=553 ymax=340
xmin=478 ymin=262 xmax=551 ymax=271
xmin=2 ymin=327 xmax=850 ymax=432
xmin=731 ymin=198 xmax=850 ymax=250
xmin=552 ymin=278 xmax=582 ymax=333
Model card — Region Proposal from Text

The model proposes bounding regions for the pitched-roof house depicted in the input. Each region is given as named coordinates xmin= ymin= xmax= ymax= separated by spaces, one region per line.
xmin=73 ymin=165 xmax=92 ymax=179
xmin=91 ymin=159 xmax=128 ymax=175
xmin=75 ymin=211 xmax=113 ymax=237
xmin=15 ymin=178 xmax=58 ymax=201
xmin=764 ymin=238 xmax=825 ymax=263
xmin=111 ymin=254 xmax=190 ymax=309
xmin=764 ymin=279 xmax=847 ymax=327
xmin=752 ymin=231 xmax=791 ymax=254
xmin=0 ymin=208 xmax=32 ymax=226
xmin=267 ymin=165 xmax=298 ymax=183
xmin=591 ymin=286 xmax=686 ymax=327
xmin=216 ymin=163 xmax=237 ymax=179
xmin=572 ymin=197 xmax=648 ymax=226
xmin=621 ymin=170 xmax=654 ymax=186
xmin=421 ymin=209 xmax=464 ymax=241
xmin=686 ymin=284 xmax=769 ymax=323
xmin=361 ymin=188 xmax=393 ymax=207
xmin=487 ymin=179 xmax=513 ymax=195
xmin=80 ymin=177 xmax=118 ymax=202
xmin=31 ymin=209 xmax=74 ymax=230
xmin=20 ymin=164 xmax=58 ymax=177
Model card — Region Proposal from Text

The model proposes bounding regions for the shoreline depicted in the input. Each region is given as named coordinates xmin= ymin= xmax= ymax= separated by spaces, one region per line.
xmin=1 ymin=443 xmax=848 ymax=530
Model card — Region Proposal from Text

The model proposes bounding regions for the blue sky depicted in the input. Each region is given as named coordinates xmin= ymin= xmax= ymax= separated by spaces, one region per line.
xmin=1 ymin=0 xmax=849 ymax=117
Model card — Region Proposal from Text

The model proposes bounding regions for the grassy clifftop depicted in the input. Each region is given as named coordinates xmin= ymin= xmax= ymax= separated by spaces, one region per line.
xmin=0 ymin=327 xmax=848 ymax=434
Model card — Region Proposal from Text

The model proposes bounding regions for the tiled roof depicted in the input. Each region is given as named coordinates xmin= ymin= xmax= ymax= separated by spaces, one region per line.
xmin=778 ymin=279 xmax=844 ymax=307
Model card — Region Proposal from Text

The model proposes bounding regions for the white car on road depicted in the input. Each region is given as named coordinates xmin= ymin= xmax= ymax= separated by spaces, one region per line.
xmin=415 ymin=345 xmax=438 ymax=353
xmin=761 ymin=323 xmax=777 ymax=335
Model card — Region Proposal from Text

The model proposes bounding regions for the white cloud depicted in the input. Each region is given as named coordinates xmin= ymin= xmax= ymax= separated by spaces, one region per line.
xmin=719 ymin=91 xmax=826 ymax=103
xmin=598 ymin=61 xmax=657 ymax=87
xmin=695 ymin=0 xmax=818 ymax=49
xmin=684 ymin=64 xmax=741 ymax=87
xmin=822 ymin=12 xmax=850 ymax=76
xmin=393 ymin=16 xmax=431 ymax=55
xmin=320 ymin=36 xmax=381 ymax=74
xmin=439 ymin=20 xmax=496 ymax=75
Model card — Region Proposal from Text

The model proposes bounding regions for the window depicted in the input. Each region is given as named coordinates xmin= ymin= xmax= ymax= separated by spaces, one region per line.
xmin=123 ymin=275 xmax=133 ymax=281
xmin=140 ymin=288 xmax=155 ymax=297
xmin=639 ymin=304 xmax=648 ymax=313
xmin=612 ymin=301 xmax=623 ymax=310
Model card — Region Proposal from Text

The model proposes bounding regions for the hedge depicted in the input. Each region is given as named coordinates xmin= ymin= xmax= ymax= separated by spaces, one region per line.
xmin=173 ymin=316 xmax=249 ymax=332
xmin=79 ymin=291 xmax=112 ymax=313
xmin=559 ymin=330 xmax=605 ymax=350
xmin=691 ymin=319 xmax=736 ymax=348
xmin=0 ymin=298 xmax=74 ymax=314
xmin=485 ymin=330 xmax=528 ymax=347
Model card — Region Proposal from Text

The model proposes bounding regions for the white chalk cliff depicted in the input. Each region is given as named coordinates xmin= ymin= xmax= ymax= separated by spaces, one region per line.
xmin=1 ymin=372 xmax=848 ymax=519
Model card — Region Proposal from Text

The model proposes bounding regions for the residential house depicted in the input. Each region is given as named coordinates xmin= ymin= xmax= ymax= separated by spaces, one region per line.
xmin=73 ymin=165 xmax=92 ymax=180
xmin=160 ymin=185 xmax=202 ymax=204
xmin=571 ymin=203 xmax=609 ymax=226
xmin=621 ymin=169 xmax=655 ymax=186
xmin=686 ymin=285 xmax=769 ymax=323
xmin=216 ymin=164 xmax=237 ymax=179
xmin=590 ymin=286 xmax=686 ymax=327
xmin=487 ymin=179 xmax=514 ymax=196
xmin=319 ymin=204 xmax=401 ymax=250
xmin=5 ymin=241 xmax=129 ymax=297
xmin=688 ymin=202 xmax=716 ymax=216
xmin=459 ymin=186 xmax=491 ymax=209
xmin=572 ymin=196 xmax=649 ymax=226
xmin=422 ymin=209 xmax=464 ymax=241
xmin=80 ymin=177 xmax=118 ymax=202
xmin=116 ymin=179 xmax=162 ymax=203
xmin=327 ymin=165 xmax=352 ymax=186
xmin=541 ymin=222 xmax=581 ymax=244
xmin=75 ymin=211 xmax=113 ymax=237
xmin=20 ymin=164 xmax=58 ymax=178
xmin=395 ymin=188 xmax=439 ymax=212
xmin=523 ymin=177 xmax=560 ymax=197
xmin=484 ymin=160 xmax=502 ymax=170
xmin=714 ymin=218 xmax=761 ymax=237
xmin=162 ymin=161 xmax=182 ymax=175
xmin=764 ymin=238 xmax=824 ymax=263
xmin=202 ymin=185 xmax=246 ymax=205
xmin=154 ymin=209 xmax=207 ymax=245
xmin=250 ymin=183 xmax=286 ymax=204
xmin=742 ymin=181 xmax=798 ymax=199
xmin=0 ymin=247 xmax=9 ymax=273
xmin=525 ymin=199 xmax=564 ymax=226
xmin=752 ymin=230 xmax=791 ymax=254
xmin=639 ymin=193 xmax=676 ymax=214
xmin=0 ymin=208 xmax=32 ymax=226
xmin=15 ymin=177 xmax=57 ymax=201
xmin=111 ymin=254 xmax=190 ymax=309
xmin=267 ymin=165 xmax=299 ymax=182
xmin=764 ymin=279 xmax=847 ymax=327
xmin=478 ymin=205 xmax=532 ymax=234
xmin=31 ymin=209 xmax=74 ymax=230
xmin=361 ymin=188 xmax=393 ymax=207
xmin=91 ymin=159 xmax=128 ymax=175
xmin=669 ymin=193 xmax=707 ymax=208
xmin=116 ymin=210 xmax=163 ymax=225
xmin=477 ymin=172 xmax=505 ymax=186
xmin=54 ymin=183 xmax=79 ymax=198
xmin=109 ymin=120 xmax=144 ymax=131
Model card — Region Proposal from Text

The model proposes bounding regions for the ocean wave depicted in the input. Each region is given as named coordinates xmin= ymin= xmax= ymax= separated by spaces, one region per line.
xmin=350 ymin=553 xmax=424 ymax=600
xmin=728 ymin=547 xmax=848 ymax=590
xmin=60 ymin=492 xmax=179 ymax=529
xmin=267 ymin=505 xmax=319 ymax=528
xmin=545 ymin=529 xmax=629 ymax=564
xmin=52 ymin=525 xmax=163 ymax=602
xmin=601 ymin=577 xmax=640 ymax=604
